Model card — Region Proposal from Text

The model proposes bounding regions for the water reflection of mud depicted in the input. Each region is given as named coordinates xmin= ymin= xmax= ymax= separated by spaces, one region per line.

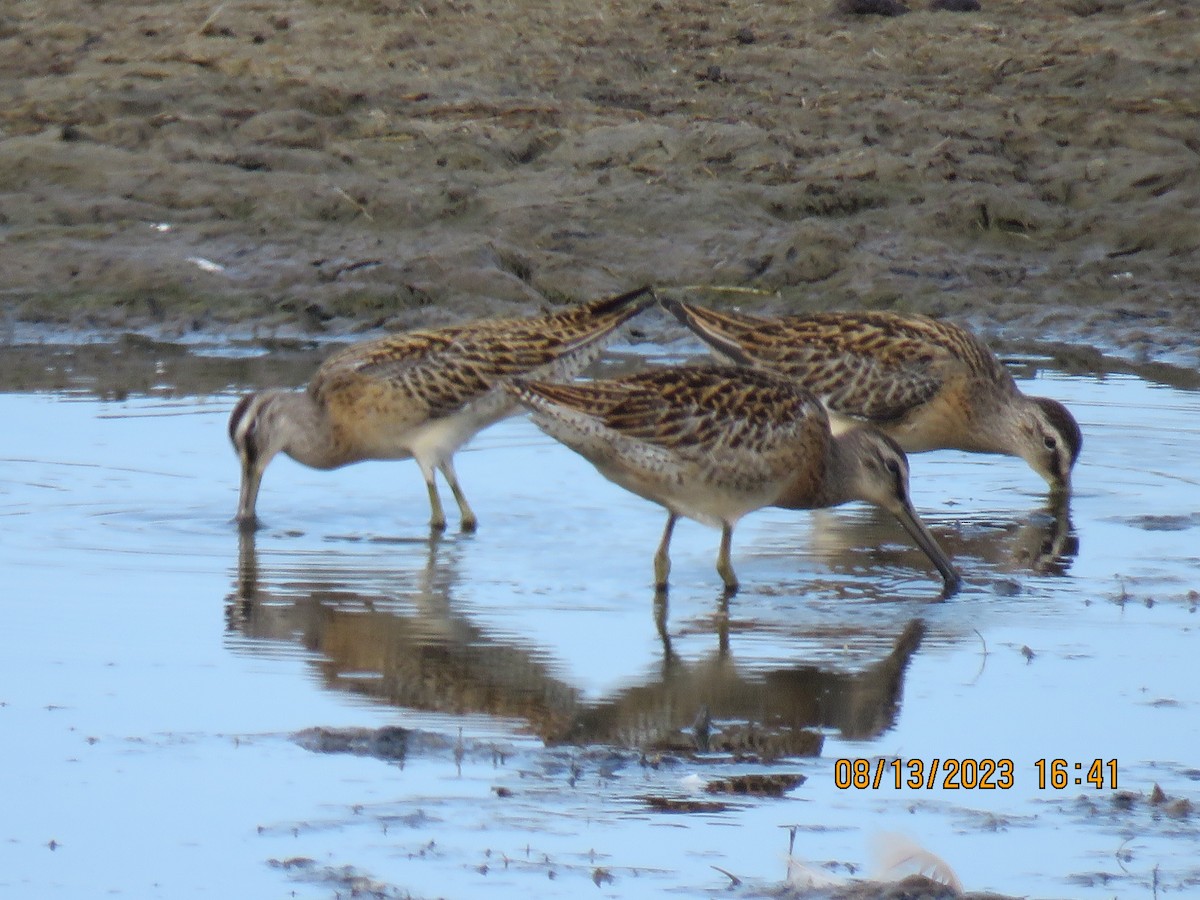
xmin=0 ymin=336 xmax=328 ymax=399
xmin=227 ymin=533 xmax=927 ymax=754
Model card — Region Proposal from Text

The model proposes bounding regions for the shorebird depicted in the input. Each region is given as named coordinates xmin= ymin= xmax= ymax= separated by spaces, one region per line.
xmin=229 ymin=286 xmax=653 ymax=531
xmin=507 ymin=363 xmax=960 ymax=595
xmin=661 ymin=299 xmax=1082 ymax=495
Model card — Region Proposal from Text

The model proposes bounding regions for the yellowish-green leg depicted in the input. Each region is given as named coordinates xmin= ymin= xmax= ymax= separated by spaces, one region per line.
xmin=421 ymin=463 xmax=447 ymax=531
xmin=715 ymin=522 xmax=738 ymax=595
xmin=439 ymin=459 xmax=477 ymax=532
xmin=654 ymin=513 xmax=678 ymax=593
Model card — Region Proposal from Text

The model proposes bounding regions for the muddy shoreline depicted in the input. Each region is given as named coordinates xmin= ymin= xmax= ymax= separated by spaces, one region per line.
xmin=2 ymin=1 xmax=1197 ymax=367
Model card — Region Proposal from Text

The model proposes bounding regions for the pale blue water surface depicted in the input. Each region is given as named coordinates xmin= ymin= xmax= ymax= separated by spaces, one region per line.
xmin=1 ymin=346 xmax=1197 ymax=899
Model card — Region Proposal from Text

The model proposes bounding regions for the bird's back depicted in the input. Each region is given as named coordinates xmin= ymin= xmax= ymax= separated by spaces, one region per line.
xmin=512 ymin=365 xmax=832 ymax=523
xmin=667 ymin=303 xmax=1015 ymax=425
xmin=310 ymin=287 xmax=654 ymax=457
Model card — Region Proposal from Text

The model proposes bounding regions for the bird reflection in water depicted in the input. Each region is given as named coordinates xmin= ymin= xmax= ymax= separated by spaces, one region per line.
xmin=228 ymin=532 xmax=931 ymax=755
xmin=800 ymin=496 xmax=1076 ymax=585
xmin=1010 ymin=498 xmax=1077 ymax=576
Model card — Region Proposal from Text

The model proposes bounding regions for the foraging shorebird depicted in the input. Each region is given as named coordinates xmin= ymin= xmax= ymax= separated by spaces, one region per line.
xmin=229 ymin=286 xmax=654 ymax=531
xmin=661 ymin=299 xmax=1082 ymax=495
xmin=507 ymin=364 xmax=960 ymax=595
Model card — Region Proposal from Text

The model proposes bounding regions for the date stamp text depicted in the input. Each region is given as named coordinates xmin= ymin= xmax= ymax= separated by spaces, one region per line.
xmin=833 ymin=758 xmax=1118 ymax=791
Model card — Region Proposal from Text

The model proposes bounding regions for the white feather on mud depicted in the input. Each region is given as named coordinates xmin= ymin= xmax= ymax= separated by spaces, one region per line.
xmin=871 ymin=831 xmax=964 ymax=893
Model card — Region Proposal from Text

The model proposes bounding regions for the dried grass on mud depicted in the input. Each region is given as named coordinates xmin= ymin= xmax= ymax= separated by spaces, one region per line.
xmin=0 ymin=0 xmax=1196 ymax=364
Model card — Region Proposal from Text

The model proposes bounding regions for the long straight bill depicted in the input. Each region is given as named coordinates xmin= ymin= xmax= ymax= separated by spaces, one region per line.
xmin=891 ymin=500 xmax=961 ymax=598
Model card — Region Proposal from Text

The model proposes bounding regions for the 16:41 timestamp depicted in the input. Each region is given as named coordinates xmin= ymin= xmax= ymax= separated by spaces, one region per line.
xmin=1035 ymin=758 xmax=1118 ymax=790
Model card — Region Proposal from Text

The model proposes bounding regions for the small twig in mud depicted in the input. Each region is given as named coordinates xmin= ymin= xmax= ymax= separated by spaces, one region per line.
xmin=198 ymin=4 xmax=225 ymax=35
xmin=333 ymin=187 xmax=374 ymax=221
xmin=1114 ymin=836 xmax=1134 ymax=873
xmin=711 ymin=865 xmax=741 ymax=887
xmin=967 ymin=628 xmax=988 ymax=684
xmin=669 ymin=284 xmax=780 ymax=298
xmin=1113 ymin=576 xmax=1132 ymax=607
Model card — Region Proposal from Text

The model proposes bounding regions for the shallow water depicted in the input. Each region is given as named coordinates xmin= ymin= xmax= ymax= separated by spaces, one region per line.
xmin=2 ymin=343 xmax=1198 ymax=898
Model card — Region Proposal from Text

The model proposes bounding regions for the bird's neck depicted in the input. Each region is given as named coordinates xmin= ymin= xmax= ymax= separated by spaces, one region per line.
xmin=774 ymin=442 xmax=846 ymax=511
xmin=958 ymin=396 xmax=1025 ymax=456
xmin=270 ymin=391 xmax=353 ymax=470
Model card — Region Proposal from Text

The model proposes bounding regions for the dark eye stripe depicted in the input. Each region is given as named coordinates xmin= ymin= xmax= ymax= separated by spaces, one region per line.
xmin=243 ymin=427 xmax=259 ymax=467
xmin=228 ymin=394 xmax=255 ymax=444
xmin=229 ymin=395 xmax=260 ymax=466
xmin=882 ymin=457 xmax=906 ymax=500
xmin=1033 ymin=397 xmax=1082 ymax=466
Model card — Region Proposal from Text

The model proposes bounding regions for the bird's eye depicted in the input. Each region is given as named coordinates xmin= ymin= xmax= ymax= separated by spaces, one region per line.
xmin=1043 ymin=435 xmax=1057 ymax=450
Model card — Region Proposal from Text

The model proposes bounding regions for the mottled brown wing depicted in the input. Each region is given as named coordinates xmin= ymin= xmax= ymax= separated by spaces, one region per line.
xmin=312 ymin=286 xmax=654 ymax=419
xmin=540 ymin=285 xmax=654 ymax=344
xmin=528 ymin=365 xmax=826 ymax=462
xmin=404 ymin=323 xmax=618 ymax=417
xmin=661 ymin=298 xmax=773 ymax=366
xmin=734 ymin=314 xmax=967 ymax=422
xmin=508 ymin=377 xmax=634 ymax=420
xmin=670 ymin=305 xmax=1011 ymax=423
xmin=310 ymin=329 xmax=472 ymax=418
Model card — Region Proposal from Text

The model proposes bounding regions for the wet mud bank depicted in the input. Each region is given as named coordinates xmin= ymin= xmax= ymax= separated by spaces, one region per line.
xmin=1 ymin=0 xmax=1198 ymax=366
